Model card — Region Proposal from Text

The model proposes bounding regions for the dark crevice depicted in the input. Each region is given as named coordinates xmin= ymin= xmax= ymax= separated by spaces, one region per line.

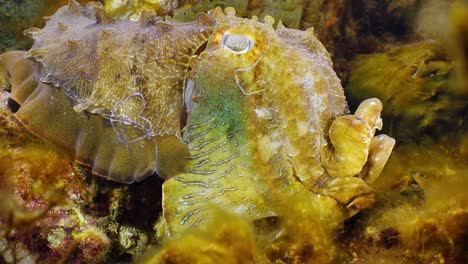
xmin=7 ymin=97 xmax=20 ymax=113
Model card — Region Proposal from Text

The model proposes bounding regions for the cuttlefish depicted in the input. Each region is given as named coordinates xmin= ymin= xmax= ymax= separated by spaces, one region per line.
xmin=0 ymin=1 xmax=395 ymax=235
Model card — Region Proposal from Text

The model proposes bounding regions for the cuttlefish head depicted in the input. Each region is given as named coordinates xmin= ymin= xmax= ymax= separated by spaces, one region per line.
xmin=184 ymin=7 xmax=348 ymax=185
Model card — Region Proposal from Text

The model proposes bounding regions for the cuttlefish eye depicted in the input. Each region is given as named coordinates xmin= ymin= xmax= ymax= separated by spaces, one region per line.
xmin=221 ymin=32 xmax=254 ymax=54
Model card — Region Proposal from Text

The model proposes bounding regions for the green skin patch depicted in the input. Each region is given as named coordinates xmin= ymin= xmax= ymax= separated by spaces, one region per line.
xmin=162 ymin=60 xmax=274 ymax=235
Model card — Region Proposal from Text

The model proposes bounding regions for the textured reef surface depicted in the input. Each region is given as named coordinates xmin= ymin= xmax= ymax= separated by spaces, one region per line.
xmin=0 ymin=0 xmax=467 ymax=263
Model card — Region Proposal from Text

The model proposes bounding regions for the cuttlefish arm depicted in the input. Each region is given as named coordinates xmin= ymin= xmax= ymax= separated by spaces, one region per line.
xmin=0 ymin=51 xmax=186 ymax=183
xmin=320 ymin=98 xmax=395 ymax=212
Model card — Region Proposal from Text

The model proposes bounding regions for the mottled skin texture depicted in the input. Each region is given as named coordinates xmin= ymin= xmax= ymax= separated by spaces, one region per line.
xmin=162 ymin=8 xmax=395 ymax=234
xmin=2 ymin=1 xmax=217 ymax=181
xmin=28 ymin=1 xmax=213 ymax=139
xmin=0 ymin=50 xmax=160 ymax=183
xmin=0 ymin=1 xmax=395 ymax=236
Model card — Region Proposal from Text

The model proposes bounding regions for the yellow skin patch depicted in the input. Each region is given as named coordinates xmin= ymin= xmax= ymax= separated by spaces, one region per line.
xmin=162 ymin=8 xmax=395 ymax=234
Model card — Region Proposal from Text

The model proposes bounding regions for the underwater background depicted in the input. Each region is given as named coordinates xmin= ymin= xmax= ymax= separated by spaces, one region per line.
xmin=0 ymin=0 xmax=467 ymax=263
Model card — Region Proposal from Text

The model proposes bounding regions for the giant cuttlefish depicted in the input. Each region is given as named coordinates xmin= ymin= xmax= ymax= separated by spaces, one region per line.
xmin=0 ymin=1 xmax=395 ymax=235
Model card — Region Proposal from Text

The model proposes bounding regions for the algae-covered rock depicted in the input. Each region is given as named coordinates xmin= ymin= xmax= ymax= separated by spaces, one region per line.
xmin=450 ymin=1 xmax=468 ymax=96
xmin=0 ymin=0 xmax=42 ymax=52
xmin=139 ymin=209 xmax=263 ymax=264
xmin=0 ymin=0 xmax=96 ymax=52
xmin=0 ymin=100 xmax=111 ymax=263
xmin=0 ymin=93 xmax=163 ymax=262
xmin=104 ymin=0 xmax=175 ymax=19
xmin=141 ymin=192 xmax=343 ymax=263
xmin=118 ymin=225 xmax=149 ymax=255
xmin=104 ymin=0 xmax=305 ymax=28
xmin=338 ymin=137 xmax=468 ymax=263
xmin=346 ymin=42 xmax=467 ymax=141
xmin=171 ymin=0 xmax=305 ymax=29
xmin=340 ymin=7 xmax=468 ymax=260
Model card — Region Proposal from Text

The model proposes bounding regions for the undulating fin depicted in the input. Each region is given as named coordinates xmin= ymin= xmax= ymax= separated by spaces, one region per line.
xmin=0 ymin=51 xmax=162 ymax=183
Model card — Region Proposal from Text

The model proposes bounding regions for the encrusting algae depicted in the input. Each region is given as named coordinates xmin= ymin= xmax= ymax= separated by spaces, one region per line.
xmin=0 ymin=0 xmax=95 ymax=52
xmin=0 ymin=98 xmax=111 ymax=263
xmin=139 ymin=209 xmax=263 ymax=264
xmin=336 ymin=135 xmax=468 ymax=263
xmin=0 ymin=0 xmax=467 ymax=263
xmin=0 ymin=92 xmax=166 ymax=262
xmin=142 ymin=191 xmax=343 ymax=264
xmin=337 ymin=2 xmax=468 ymax=263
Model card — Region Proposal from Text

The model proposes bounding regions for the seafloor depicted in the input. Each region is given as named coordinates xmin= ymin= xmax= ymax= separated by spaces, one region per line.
xmin=0 ymin=0 xmax=467 ymax=263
